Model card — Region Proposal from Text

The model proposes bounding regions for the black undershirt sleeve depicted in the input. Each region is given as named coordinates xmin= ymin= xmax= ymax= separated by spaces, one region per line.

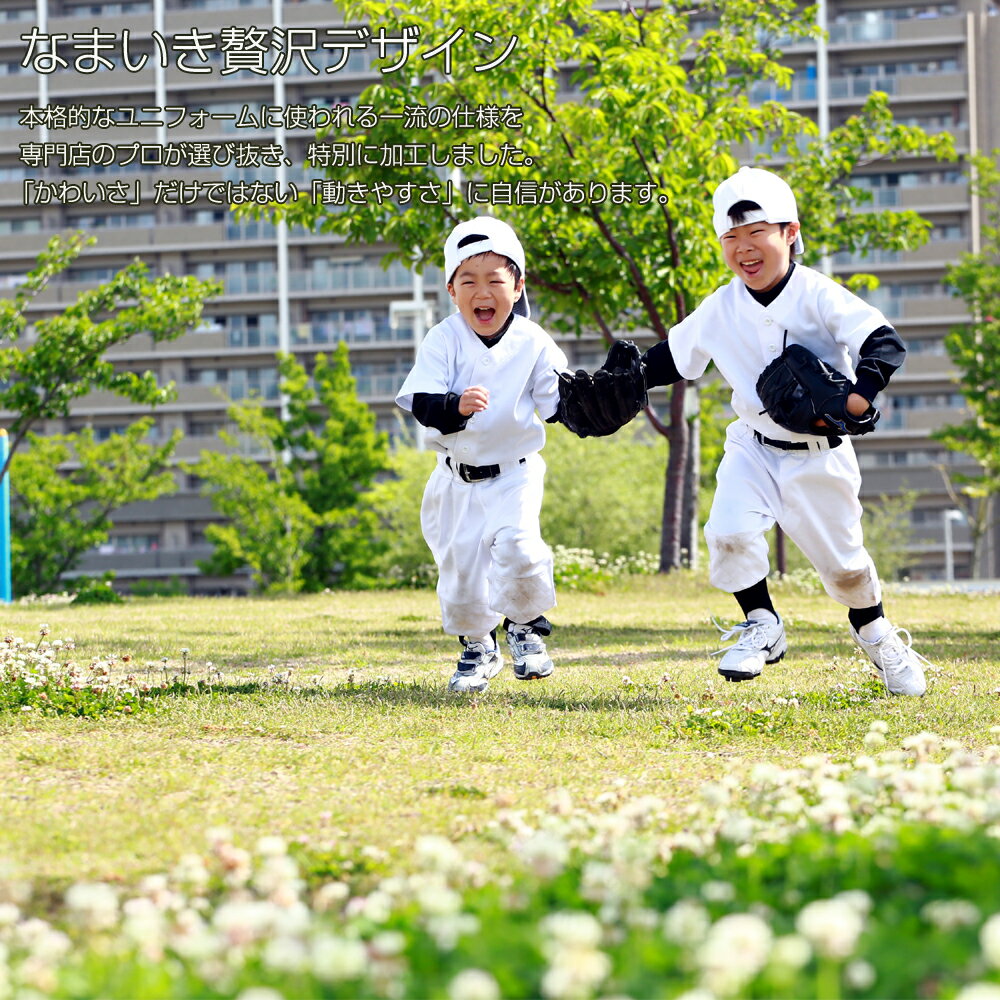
xmin=411 ymin=391 xmax=469 ymax=434
xmin=641 ymin=339 xmax=684 ymax=388
xmin=853 ymin=325 xmax=906 ymax=403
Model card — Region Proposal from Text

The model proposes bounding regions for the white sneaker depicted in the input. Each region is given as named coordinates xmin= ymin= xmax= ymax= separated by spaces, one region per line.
xmin=449 ymin=637 xmax=504 ymax=693
xmin=850 ymin=625 xmax=928 ymax=696
xmin=506 ymin=622 xmax=554 ymax=680
xmin=713 ymin=614 xmax=787 ymax=682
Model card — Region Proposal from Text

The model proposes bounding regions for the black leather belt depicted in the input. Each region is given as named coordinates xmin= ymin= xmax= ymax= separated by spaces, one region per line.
xmin=753 ymin=430 xmax=841 ymax=451
xmin=446 ymin=456 xmax=526 ymax=482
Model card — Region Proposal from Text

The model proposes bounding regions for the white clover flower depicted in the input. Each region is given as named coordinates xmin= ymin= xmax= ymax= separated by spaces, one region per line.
xmin=313 ymin=881 xmax=350 ymax=912
xmin=415 ymin=835 xmax=464 ymax=876
xmin=540 ymin=948 xmax=611 ymax=1000
xmin=416 ymin=883 xmax=462 ymax=917
xmin=263 ymin=935 xmax=309 ymax=974
xmin=235 ymin=989 xmax=287 ymax=1000
xmin=542 ymin=911 xmax=603 ymax=950
xmin=980 ymin=913 xmax=1000 ymax=968
xmin=359 ymin=889 xmax=394 ymax=925
xmin=310 ymin=934 xmax=368 ymax=981
xmin=17 ymin=922 xmax=72 ymax=962
xmin=663 ymin=899 xmax=711 ymax=947
xmin=0 ymin=902 xmax=20 ymax=926
xmin=213 ymin=899 xmax=283 ymax=946
xmin=448 ymin=968 xmax=501 ymax=1000
xmin=701 ymin=881 xmax=736 ymax=904
xmin=868 ymin=720 xmax=890 ymax=735
xmin=836 ymin=890 xmax=872 ymax=916
xmin=369 ymin=931 xmax=406 ymax=957
xmin=64 ymin=882 xmax=119 ymax=931
xmin=516 ymin=831 xmax=570 ymax=880
xmin=255 ymin=835 xmax=288 ymax=857
xmin=427 ymin=912 xmax=479 ymax=951
xmin=697 ymin=912 xmax=773 ymax=996
xmin=796 ymin=897 xmax=864 ymax=959
xmin=864 ymin=730 xmax=886 ymax=749
xmin=769 ymin=934 xmax=812 ymax=970
xmin=845 ymin=959 xmax=876 ymax=990
xmin=922 ymin=899 xmax=980 ymax=930
xmin=167 ymin=907 xmax=219 ymax=961
xmin=903 ymin=731 xmax=943 ymax=759
xmin=956 ymin=985 xmax=1000 ymax=1000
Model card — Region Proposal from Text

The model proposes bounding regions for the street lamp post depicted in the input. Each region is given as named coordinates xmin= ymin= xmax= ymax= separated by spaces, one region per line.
xmin=943 ymin=508 xmax=964 ymax=582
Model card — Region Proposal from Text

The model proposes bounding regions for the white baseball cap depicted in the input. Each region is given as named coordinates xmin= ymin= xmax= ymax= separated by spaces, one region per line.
xmin=712 ymin=166 xmax=804 ymax=255
xmin=444 ymin=216 xmax=530 ymax=318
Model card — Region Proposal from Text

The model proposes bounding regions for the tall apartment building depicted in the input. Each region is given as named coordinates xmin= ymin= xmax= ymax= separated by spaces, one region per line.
xmin=0 ymin=0 xmax=997 ymax=591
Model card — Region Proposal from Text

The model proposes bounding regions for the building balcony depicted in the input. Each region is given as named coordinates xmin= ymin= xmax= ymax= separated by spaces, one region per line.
xmin=749 ymin=70 xmax=966 ymax=106
xmin=832 ymin=238 xmax=970 ymax=270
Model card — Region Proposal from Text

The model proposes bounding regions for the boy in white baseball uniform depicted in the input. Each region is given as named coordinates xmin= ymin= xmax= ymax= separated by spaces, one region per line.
xmin=396 ymin=217 xmax=568 ymax=693
xmin=641 ymin=166 xmax=932 ymax=696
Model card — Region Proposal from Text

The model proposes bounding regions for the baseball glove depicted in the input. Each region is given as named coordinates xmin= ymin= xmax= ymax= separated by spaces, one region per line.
xmin=756 ymin=342 xmax=880 ymax=438
xmin=556 ymin=339 xmax=648 ymax=438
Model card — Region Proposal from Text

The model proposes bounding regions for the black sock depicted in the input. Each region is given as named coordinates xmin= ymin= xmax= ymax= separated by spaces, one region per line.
xmin=502 ymin=615 xmax=552 ymax=636
xmin=734 ymin=579 xmax=777 ymax=620
xmin=848 ymin=603 xmax=883 ymax=630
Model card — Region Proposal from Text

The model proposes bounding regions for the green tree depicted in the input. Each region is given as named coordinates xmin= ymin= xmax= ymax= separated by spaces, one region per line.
xmin=261 ymin=0 xmax=953 ymax=571
xmin=9 ymin=419 xmax=181 ymax=595
xmin=936 ymin=151 xmax=1000 ymax=576
xmin=0 ymin=233 xmax=219 ymax=480
xmin=192 ymin=345 xmax=390 ymax=592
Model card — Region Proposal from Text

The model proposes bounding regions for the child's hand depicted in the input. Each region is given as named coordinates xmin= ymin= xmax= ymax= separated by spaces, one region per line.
xmin=845 ymin=392 xmax=870 ymax=416
xmin=816 ymin=392 xmax=870 ymax=429
xmin=458 ymin=385 xmax=489 ymax=416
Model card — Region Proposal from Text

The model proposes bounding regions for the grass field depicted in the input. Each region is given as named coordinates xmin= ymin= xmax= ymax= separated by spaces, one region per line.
xmin=2 ymin=574 xmax=996 ymax=892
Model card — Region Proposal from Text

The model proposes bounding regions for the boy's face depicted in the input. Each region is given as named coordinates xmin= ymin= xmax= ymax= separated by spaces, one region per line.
xmin=447 ymin=251 xmax=524 ymax=338
xmin=720 ymin=219 xmax=801 ymax=293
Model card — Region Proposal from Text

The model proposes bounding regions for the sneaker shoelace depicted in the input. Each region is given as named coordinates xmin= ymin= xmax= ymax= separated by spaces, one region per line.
xmin=509 ymin=626 xmax=544 ymax=654
xmin=869 ymin=627 xmax=930 ymax=675
xmin=711 ymin=618 xmax=776 ymax=657
xmin=459 ymin=640 xmax=495 ymax=670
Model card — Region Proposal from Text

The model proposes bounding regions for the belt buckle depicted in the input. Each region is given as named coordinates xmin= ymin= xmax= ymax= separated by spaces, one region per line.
xmin=461 ymin=463 xmax=496 ymax=482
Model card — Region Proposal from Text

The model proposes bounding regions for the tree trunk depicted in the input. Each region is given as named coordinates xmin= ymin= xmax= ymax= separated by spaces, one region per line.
xmin=659 ymin=380 xmax=690 ymax=572
xmin=681 ymin=406 xmax=700 ymax=569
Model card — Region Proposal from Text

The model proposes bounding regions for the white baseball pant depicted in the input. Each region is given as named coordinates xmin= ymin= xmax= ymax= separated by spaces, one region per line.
xmin=420 ymin=452 xmax=556 ymax=638
xmin=704 ymin=422 xmax=881 ymax=608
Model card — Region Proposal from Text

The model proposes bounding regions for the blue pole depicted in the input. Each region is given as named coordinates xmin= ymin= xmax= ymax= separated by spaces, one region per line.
xmin=0 ymin=429 xmax=10 ymax=603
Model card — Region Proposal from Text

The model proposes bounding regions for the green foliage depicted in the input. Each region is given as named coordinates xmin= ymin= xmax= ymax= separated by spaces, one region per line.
xmin=541 ymin=422 xmax=666 ymax=556
xmin=367 ymin=442 xmax=438 ymax=586
xmin=936 ymin=151 xmax=1000 ymax=571
xmin=191 ymin=344 xmax=390 ymax=592
xmin=861 ymin=488 xmax=921 ymax=582
xmin=71 ymin=572 xmax=125 ymax=606
xmin=9 ymin=419 xmax=181 ymax=596
xmin=0 ymin=233 xmax=219 ymax=480
xmin=128 ymin=576 xmax=188 ymax=598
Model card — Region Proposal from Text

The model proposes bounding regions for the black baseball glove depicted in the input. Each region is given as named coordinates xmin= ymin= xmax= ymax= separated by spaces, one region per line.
xmin=756 ymin=342 xmax=880 ymax=438
xmin=556 ymin=339 xmax=648 ymax=438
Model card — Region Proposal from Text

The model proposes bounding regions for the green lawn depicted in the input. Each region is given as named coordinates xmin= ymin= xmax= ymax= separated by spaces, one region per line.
xmin=1 ymin=575 xmax=996 ymax=889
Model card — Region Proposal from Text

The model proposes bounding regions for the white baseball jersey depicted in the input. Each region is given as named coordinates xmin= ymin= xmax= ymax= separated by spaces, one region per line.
xmin=670 ymin=264 xmax=889 ymax=443
xmin=397 ymin=310 xmax=568 ymax=637
xmin=396 ymin=312 xmax=568 ymax=465
xmin=682 ymin=264 xmax=887 ymax=608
